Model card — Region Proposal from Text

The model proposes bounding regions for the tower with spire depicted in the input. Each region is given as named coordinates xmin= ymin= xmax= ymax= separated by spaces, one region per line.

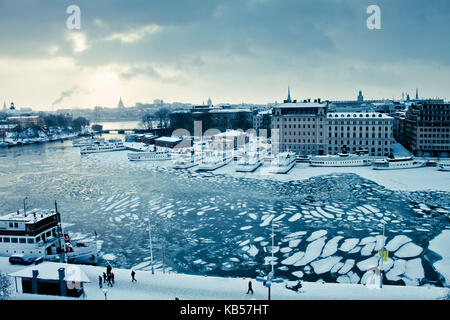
xmin=117 ymin=97 xmax=125 ymax=109
xmin=415 ymin=88 xmax=419 ymax=100
xmin=284 ymin=86 xmax=292 ymax=103
xmin=357 ymin=90 xmax=364 ymax=102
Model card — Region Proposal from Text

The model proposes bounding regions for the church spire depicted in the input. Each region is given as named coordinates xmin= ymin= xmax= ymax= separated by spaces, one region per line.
xmin=415 ymin=88 xmax=418 ymax=100
xmin=286 ymin=86 xmax=292 ymax=103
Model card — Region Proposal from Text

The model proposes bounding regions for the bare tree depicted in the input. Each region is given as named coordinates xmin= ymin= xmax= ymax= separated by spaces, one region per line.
xmin=154 ymin=108 xmax=171 ymax=129
xmin=0 ymin=272 xmax=12 ymax=300
xmin=141 ymin=114 xmax=155 ymax=130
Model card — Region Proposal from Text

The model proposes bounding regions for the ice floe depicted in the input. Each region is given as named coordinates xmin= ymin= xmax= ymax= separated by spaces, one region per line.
xmin=311 ymin=256 xmax=343 ymax=274
xmin=293 ymin=237 xmax=326 ymax=266
xmin=306 ymin=230 xmax=327 ymax=242
xmin=339 ymin=238 xmax=359 ymax=252
xmin=394 ymin=242 xmax=423 ymax=258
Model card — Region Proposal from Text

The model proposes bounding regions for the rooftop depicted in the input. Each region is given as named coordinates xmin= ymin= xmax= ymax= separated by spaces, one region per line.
xmin=0 ymin=208 xmax=57 ymax=224
xmin=276 ymin=102 xmax=327 ymax=108
xmin=327 ymin=112 xmax=393 ymax=119
xmin=9 ymin=262 xmax=90 ymax=283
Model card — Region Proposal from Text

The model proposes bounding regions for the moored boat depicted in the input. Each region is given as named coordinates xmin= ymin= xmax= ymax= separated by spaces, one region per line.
xmin=268 ymin=152 xmax=296 ymax=174
xmin=372 ymin=156 xmax=426 ymax=170
xmin=310 ymin=153 xmax=371 ymax=167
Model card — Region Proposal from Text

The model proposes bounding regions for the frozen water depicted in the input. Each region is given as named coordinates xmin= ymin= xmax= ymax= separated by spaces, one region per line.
xmin=394 ymin=243 xmax=423 ymax=258
xmin=293 ymin=237 xmax=326 ymax=267
xmin=321 ymin=236 xmax=344 ymax=258
xmin=385 ymin=235 xmax=412 ymax=252
xmin=338 ymin=259 xmax=356 ymax=275
xmin=311 ymin=256 xmax=343 ymax=274
xmin=307 ymin=230 xmax=327 ymax=242
xmin=361 ymin=242 xmax=376 ymax=256
xmin=339 ymin=238 xmax=359 ymax=252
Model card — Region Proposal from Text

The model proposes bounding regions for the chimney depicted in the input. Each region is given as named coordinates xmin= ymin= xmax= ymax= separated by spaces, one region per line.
xmin=318 ymin=98 xmax=321 ymax=103
xmin=308 ymin=99 xmax=311 ymax=102
xmin=32 ymin=270 xmax=39 ymax=294
xmin=58 ymin=268 xmax=67 ymax=296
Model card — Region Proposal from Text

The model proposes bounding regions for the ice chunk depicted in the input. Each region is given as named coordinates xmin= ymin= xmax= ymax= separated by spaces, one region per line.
xmin=394 ymin=242 xmax=423 ymax=258
xmin=339 ymin=238 xmax=359 ymax=252
xmin=285 ymin=231 xmax=307 ymax=238
xmin=356 ymin=255 xmax=379 ymax=272
xmin=240 ymin=226 xmax=253 ymax=231
xmin=293 ymin=237 xmax=326 ymax=266
xmin=247 ymin=245 xmax=259 ymax=257
xmin=361 ymin=242 xmax=376 ymax=256
xmin=280 ymin=247 xmax=292 ymax=253
xmin=311 ymin=256 xmax=343 ymax=274
xmin=281 ymin=251 xmax=305 ymax=265
xmin=336 ymin=275 xmax=351 ymax=283
xmin=386 ymin=259 xmax=407 ymax=281
xmin=288 ymin=213 xmax=302 ymax=222
xmin=338 ymin=259 xmax=355 ymax=275
xmin=321 ymin=236 xmax=344 ymax=258
xmin=306 ymin=230 xmax=327 ymax=242
xmin=385 ymin=235 xmax=412 ymax=252
xmin=331 ymin=262 xmax=344 ymax=273
xmin=292 ymin=271 xmax=304 ymax=278
xmin=360 ymin=236 xmax=377 ymax=246
xmin=401 ymin=258 xmax=424 ymax=285
xmin=289 ymin=239 xmax=301 ymax=248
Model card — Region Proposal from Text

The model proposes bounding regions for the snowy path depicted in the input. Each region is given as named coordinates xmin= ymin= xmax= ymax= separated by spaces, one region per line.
xmin=1 ymin=258 xmax=447 ymax=300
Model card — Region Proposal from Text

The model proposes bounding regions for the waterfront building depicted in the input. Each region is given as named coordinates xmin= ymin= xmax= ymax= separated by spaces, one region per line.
xmin=272 ymin=99 xmax=328 ymax=155
xmin=403 ymin=102 xmax=450 ymax=157
xmin=326 ymin=112 xmax=394 ymax=156
xmin=272 ymin=89 xmax=395 ymax=156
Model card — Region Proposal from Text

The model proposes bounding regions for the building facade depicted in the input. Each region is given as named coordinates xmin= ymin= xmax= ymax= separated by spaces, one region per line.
xmin=271 ymin=101 xmax=328 ymax=155
xmin=404 ymin=102 xmax=450 ymax=157
xmin=272 ymin=101 xmax=395 ymax=156
xmin=326 ymin=112 xmax=394 ymax=156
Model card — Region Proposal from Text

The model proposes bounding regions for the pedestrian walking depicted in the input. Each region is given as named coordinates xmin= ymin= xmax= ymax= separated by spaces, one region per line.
xmin=111 ymin=272 xmax=115 ymax=285
xmin=131 ymin=270 xmax=137 ymax=282
xmin=107 ymin=273 xmax=113 ymax=287
xmin=246 ymin=280 xmax=254 ymax=294
xmin=106 ymin=264 xmax=112 ymax=276
xmin=103 ymin=272 xmax=107 ymax=283
xmin=98 ymin=275 xmax=103 ymax=288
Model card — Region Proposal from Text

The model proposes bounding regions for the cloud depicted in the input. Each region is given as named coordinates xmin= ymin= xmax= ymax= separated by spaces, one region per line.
xmin=66 ymin=31 xmax=88 ymax=53
xmin=104 ymin=24 xmax=162 ymax=43
xmin=52 ymin=86 xmax=80 ymax=106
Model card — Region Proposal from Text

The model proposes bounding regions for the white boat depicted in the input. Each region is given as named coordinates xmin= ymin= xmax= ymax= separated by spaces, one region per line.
xmin=72 ymin=137 xmax=105 ymax=147
xmin=80 ymin=139 xmax=125 ymax=154
xmin=310 ymin=153 xmax=372 ymax=167
xmin=127 ymin=146 xmax=171 ymax=161
xmin=0 ymin=205 xmax=98 ymax=265
xmin=437 ymin=161 xmax=450 ymax=171
xmin=372 ymin=156 xmax=426 ymax=170
xmin=268 ymin=152 xmax=296 ymax=174
xmin=235 ymin=152 xmax=263 ymax=172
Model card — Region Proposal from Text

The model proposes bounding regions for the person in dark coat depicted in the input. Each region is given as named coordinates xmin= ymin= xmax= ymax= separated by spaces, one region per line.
xmin=98 ymin=275 xmax=103 ymax=288
xmin=131 ymin=270 xmax=137 ymax=282
xmin=246 ymin=280 xmax=254 ymax=294
xmin=103 ymin=272 xmax=107 ymax=283
xmin=106 ymin=264 xmax=112 ymax=276
xmin=111 ymin=273 xmax=115 ymax=285
xmin=107 ymin=273 xmax=113 ymax=287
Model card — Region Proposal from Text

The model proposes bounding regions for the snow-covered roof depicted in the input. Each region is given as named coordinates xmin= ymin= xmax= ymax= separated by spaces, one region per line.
xmin=9 ymin=262 xmax=90 ymax=283
xmin=276 ymin=102 xmax=326 ymax=108
xmin=0 ymin=208 xmax=57 ymax=224
xmin=209 ymin=108 xmax=251 ymax=113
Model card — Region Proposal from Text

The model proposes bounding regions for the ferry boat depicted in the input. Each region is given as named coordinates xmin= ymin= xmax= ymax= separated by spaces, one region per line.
xmin=372 ymin=156 xmax=426 ymax=170
xmin=268 ymin=152 xmax=296 ymax=174
xmin=127 ymin=146 xmax=171 ymax=161
xmin=80 ymin=139 xmax=125 ymax=154
xmin=437 ymin=161 xmax=450 ymax=171
xmin=310 ymin=153 xmax=372 ymax=167
xmin=235 ymin=152 xmax=263 ymax=172
xmin=0 ymin=204 xmax=97 ymax=265
xmin=72 ymin=137 xmax=105 ymax=147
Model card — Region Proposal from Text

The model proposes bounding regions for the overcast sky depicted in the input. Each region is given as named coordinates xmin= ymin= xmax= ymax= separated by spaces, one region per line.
xmin=0 ymin=0 xmax=449 ymax=110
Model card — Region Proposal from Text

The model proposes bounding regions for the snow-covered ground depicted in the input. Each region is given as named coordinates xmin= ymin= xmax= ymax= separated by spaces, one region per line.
xmin=80 ymin=147 xmax=450 ymax=192
xmin=428 ymin=230 xmax=450 ymax=286
xmin=0 ymin=258 xmax=447 ymax=300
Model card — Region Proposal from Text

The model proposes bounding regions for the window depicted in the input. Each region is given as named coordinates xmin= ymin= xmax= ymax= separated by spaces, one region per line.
xmin=4 ymin=238 xmax=10 ymax=243
xmin=11 ymin=238 xmax=18 ymax=243
xmin=19 ymin=238 xmax=26 ymax=244
xmin=27 ymin=238 xmax=34 ymax=244
xmin=14 ymin=222 xmax=18 ymax=228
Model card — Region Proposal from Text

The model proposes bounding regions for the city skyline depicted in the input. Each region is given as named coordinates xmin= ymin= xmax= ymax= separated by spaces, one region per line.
xmin=1 ymin=0 xmax=450 ymax=110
